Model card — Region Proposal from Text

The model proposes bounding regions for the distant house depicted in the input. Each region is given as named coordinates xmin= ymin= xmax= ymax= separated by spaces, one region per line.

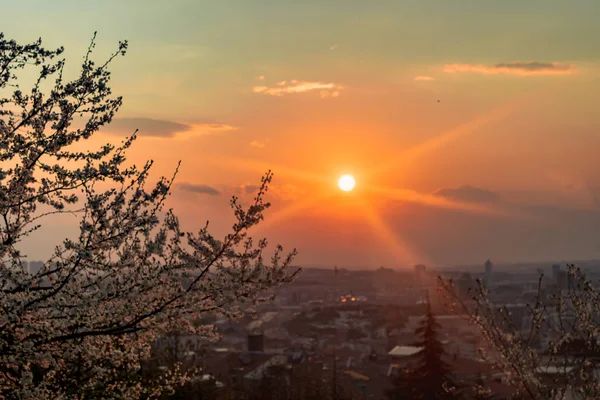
xmin=387 ymin=345 xmax=423 ymax=358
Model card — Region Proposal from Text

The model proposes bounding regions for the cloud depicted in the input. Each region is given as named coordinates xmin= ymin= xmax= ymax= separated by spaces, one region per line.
xmin=250 ymin=138 xmax=270 ymax=148
xmin=414 ymin=76 xmax=435 ymax=81
xmin=228 ymin=184 xmax=260 ymax=197
xmin=242 ymin=184 xmax=260 ymax=194
xmin=434 ymin=186 xmax=501 ymax=203
xmin=443 ymin=62 xmax=577 ymax=76
xmin=268 ymin=183 xmax=305 ymax=201
xmin=189 ymin=123 xmax=238 ymax=135
xmin=330 ymin=44 xmax=338 ymax=51
xmin=178 ymin=183 xmax=221 ymax=196
xmin=257 ymin=75 xmax=265 ymax=81
xmin=252 ymin=80 xmax=343 ymax=98
xmin=101 ymin=118 xmax=237 ymax=138
xmin=102 ymin=118 xmax=190 ymax=137
xmin=230 ymin=183 xmax=304 ymax=201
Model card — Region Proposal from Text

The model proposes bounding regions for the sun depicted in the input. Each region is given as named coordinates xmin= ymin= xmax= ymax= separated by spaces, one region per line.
xmin=338 ymin=174 xmax=356 ymax=192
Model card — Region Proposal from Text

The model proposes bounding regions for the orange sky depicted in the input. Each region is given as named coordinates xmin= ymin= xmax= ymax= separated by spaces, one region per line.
xmin=5 ymin=1 xmax=600 ymax=267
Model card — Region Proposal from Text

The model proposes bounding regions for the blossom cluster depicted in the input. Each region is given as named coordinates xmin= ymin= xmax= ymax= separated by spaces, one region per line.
xmin=0 ymin=33 xmax=298 ymax=398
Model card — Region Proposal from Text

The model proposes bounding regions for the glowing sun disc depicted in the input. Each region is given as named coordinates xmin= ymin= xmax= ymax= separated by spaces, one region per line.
xmin=338 ymin=174 xmax=356 ymax=192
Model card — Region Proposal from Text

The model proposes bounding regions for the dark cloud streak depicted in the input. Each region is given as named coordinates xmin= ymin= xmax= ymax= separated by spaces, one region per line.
xmin=243 ymin=185 xmax=260 ymax=194
xmin=443 ymin=62 xmax=576 ymax=76
xmin=102 ymin=118 xmax=191 ymax=137
xmin=434 ymin=186 xmax=501 ymax=203
xmin=493 ymin=62 xmax=571 ymax=72
xmin=178 ymin=183 xmax=221 ymax=196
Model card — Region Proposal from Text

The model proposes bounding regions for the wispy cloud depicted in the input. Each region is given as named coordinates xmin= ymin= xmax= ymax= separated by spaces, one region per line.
xmin=189 ymin=123 xmax=238 ymax=136
xmin=230 ymin=182 xmax=304 ymax=201
xmin=443 ymin=62 xmax=577 ymax=76
xmin=102 ymin=118 xmax=190 ymax=137
xmin=267 ymin=183 xmax=305 ymax=201
xmin=250 ymin=138 xmax=270 ymax=148
xmin=253 ymin=80 xmax=343 ymax=98
xmin=434 ymin=186 xmax=501 ymax=203
xmin=240 ymin=184 xmax=260 ymax=194
xmin=101 ymin=118 xmax=237 ymax=138
xmin=414 ymin=76 xmax=435 ymax=81
xmin=178 ymin=183 xmax=221 ymax=196
xmin=330 ymin=44 xmax=338 ymax=51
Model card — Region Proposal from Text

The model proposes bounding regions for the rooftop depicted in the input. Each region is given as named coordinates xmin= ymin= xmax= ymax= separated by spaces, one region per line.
xmin=388 ymin=345 xmax=423 ymax=357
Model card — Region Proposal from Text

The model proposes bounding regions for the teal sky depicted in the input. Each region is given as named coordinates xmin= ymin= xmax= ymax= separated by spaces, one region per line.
xmin=4 ymin=1 xmax=600 ymax=267
xmin=3 ymin=0 xmax=595 ymax=126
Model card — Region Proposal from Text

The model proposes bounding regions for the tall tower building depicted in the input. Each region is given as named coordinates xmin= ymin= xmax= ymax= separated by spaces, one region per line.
xmin=29 ymin=261 xmax=43 ymax=275
xmin=552 ymin=264 xmax=561 ymax=283
xmin=484 ymin=259 xmax=493 ymax=285
xmin=414 ymin=264 xmax=426 ymax=275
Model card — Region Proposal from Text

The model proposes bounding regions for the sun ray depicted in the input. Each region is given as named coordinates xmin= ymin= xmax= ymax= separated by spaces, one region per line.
xmin=206 ymin=155 xmax=329 ymax=185
xmin=358 ymin=200 xmax=428 ymax=267
xmin=365 ymin=94 xmax=536 ymax=179
xmin=253 ymin=192 xmax=334 ymax=234
xmin=365 ymin=185 xmax=529 ymax=219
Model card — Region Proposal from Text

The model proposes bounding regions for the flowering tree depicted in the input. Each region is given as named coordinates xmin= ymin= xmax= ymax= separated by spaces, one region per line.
xmin=0 ymin=32 xmax=298 ymax=399
xmin=440 ymin=265 xmax=600 ymax=400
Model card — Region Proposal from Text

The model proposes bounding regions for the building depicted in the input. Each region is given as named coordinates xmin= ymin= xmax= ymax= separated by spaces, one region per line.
xmin=552 ymin=264 xmax=561 ymax=283
xmin=29 ymin=261 xmax=43 ymax=275
xmin=484 ymin=260 xmax=493 ymax=285
xmin=557 ymin=270 xmax=574 ymax=292
xmin=414 ymin=264 xmax=426 ymax=276
xmin=247 ymin=320 xmax=265 ymax=353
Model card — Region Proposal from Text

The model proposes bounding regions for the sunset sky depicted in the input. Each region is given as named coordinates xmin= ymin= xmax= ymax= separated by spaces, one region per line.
xmin=3 ymin=0 xmax=600 ymax=268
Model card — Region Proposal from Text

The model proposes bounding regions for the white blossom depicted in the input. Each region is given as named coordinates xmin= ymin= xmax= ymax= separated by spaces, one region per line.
xmin=0 ymin=33 xmax=298 ymax=398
